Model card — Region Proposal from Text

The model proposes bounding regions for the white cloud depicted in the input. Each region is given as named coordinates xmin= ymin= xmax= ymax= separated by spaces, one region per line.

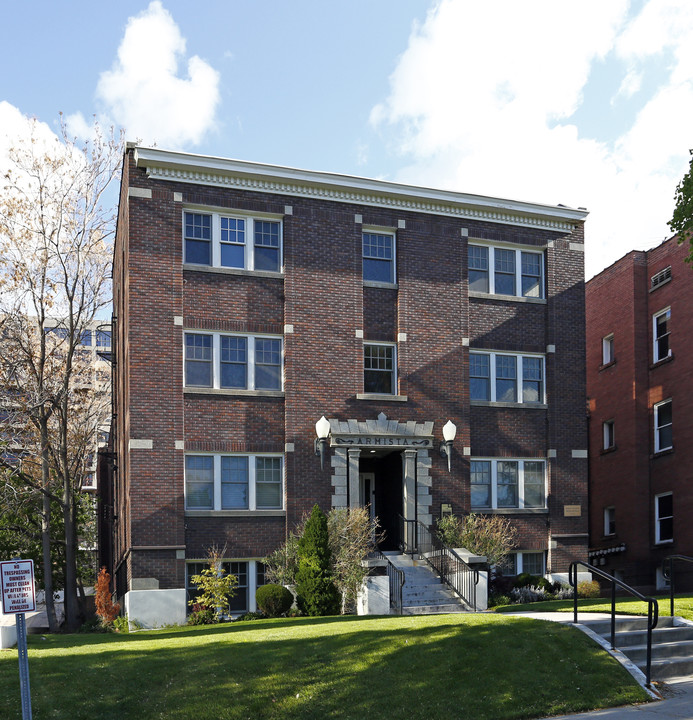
xmin=371 ymin=0 xmax=693 ymax=278
xmin=68 ymin=1 xmax=220 ymax=148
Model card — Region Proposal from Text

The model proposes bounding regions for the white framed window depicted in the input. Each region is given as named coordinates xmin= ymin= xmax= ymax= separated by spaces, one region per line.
xmin=470 ymin=352 xmax=545 ymax=404
xmin=654 ymin=492 xmax=673 ymax=544
xmin=362 ymin=231 xmax=395 ymax=284
xmin=602 ymin=334 xmax=614 ymax=365
xmin=653 ymin=308 xmax=671 ymax=363
xmin=604 ymin=507 xmax=615 ymax=536
xmin=470 ymin=458 xmax=546 ymax=509
xmin=469 ymin=244 xmax=544 ymax=299
xmin=602 ymin=420 xmax=615 ymax=450
xmin=187 ymin=560 xmax=253 ymax=614
xmin=499 ymin=551 xmax=545 ymax=576
xmin=184 ymin=210 xmax=282 ymax=273
xmin=364 ymin=343 xmax=396 ymax=394
xmin=184 ymin=332 xmax=283 ymax=391
xmin=651 ymin=266 xmax=671 ymax=290
xmin=185 ymin=454 xmax=283 ymax=511
xmin=654 ymin=399 xmax=672 ymax=453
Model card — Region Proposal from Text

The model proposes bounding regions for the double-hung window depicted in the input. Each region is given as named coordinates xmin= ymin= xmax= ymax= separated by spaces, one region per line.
xmin=653 ymin=308 xmax=671 ymax=363
xmin=362 ymin=231 xmax=395 ymax=284
xmin=470 ymin=352 xmax=545 ymax=404
xmin=187 ymin=561 xmax=250 ymax=614
xmin=604 ymin=507 xmax=616 ymax=536
xmin=603 ymin=420 xmax=615 ymax=451
xmin=470 ymin=458 xmax=546 ymax=509
xmin=654 ymin=399 xmax=672 ymax=453
xmin=184 ymin=210 xmax=282 ymax=272
xmin=654 ymin=493 xmax=673 ymax=544
xmin=602 ymin=334 xmax=614 ymax=365
xmin=185 ymin=332 xmax=282 ymax=391
xmin=499 ymin=551 xmax=545 ymax=576
xmin=364 ymin=343 xmax=396 ymax=394
xmin=185 ymin=454 xmax=283 ymax=511
xmin=469 ymin=244 xmax=544 ymax=299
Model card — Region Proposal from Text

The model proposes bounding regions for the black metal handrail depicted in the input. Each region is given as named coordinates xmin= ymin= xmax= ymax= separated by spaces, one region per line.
xmin=399 ymin=515 xmax=479 ymax=612
xmin=569 ymin=561 xmax=658 ymax=687
xmin=372 ymin=549 xmax=404 ymax=614
xmin=664 ymin=554 xmax=693 ymax=617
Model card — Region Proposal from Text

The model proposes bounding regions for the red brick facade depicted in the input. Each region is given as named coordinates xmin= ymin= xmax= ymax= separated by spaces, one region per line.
xmin=109 ymin=146 xmax=589 ymax=610
xmin=587 ymin=236 xmax=693 ymax=592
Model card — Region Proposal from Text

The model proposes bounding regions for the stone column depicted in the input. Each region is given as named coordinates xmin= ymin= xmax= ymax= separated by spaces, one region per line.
xmin=347 ymin=448 xmax=361 ymax=508
xmin=402 ymin=449 xmax=417 ymax=551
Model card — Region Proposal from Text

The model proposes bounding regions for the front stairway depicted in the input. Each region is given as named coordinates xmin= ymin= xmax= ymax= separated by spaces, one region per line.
xmin=581 ymin=615 xmax=693 ymax=681
xmin=383 ymin=551 xmax=470 ymax=614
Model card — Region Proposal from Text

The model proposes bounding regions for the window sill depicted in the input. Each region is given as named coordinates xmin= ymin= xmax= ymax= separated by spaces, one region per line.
xmin=470 ymin=401 xmax=548 ymax=409
xmin=183 ymin=264 xmax=284 ymax=280
xmin=650 ymin=354 xmax=673 ymax=370
xmin=652 ymin=447 xmax=674 ymax=458
xmin=599 ymin=360 xmax=616 ymax=372
xmin=363 ymin=280 xmax=398 ymax=290
xmin=600 ymin=446 xmax=617 ymax=455
xmin=184 ymin=388 xmax=284 ymax=398
xmin=185 ymin=510 xmax=286 ymax=517
xmin=469 ymin=291 xmax=546 ymax=305
xmin=470 ymin=508 xmax=549 ymax=515
xmin=654 ymin=539 xmax=674 ymax=546
xmin=356 ymin=393 xmax=408 ymax=402
xmin=649 ymin=277 xmax=671 ymax=292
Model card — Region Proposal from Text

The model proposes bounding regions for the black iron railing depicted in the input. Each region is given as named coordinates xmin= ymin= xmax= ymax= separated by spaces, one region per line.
xmin=569 ymin=561 xmax=658 ymax=687
xmin=371 ymin=549 xmax=404 ymax=614
xmin=664 ymin=554 xmax=693 ymax=617
xmin=399 ymin=516 xmax=479 ymax=612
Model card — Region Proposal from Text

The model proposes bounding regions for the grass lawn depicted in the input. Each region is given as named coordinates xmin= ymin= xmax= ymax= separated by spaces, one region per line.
xmin=494 ymin=593 xmax=693 ymax=621
xmin=1 ymin=613 xmax=649 ymax=720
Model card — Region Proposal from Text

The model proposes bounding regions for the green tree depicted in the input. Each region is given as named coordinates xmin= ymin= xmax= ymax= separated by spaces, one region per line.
xmin=295 ymin=505 xmax=340 ymax=616
xmin=188 ymin=546 xmax=238 ymax=622
xmin=669 ymin=154 xmax=693 ymax=262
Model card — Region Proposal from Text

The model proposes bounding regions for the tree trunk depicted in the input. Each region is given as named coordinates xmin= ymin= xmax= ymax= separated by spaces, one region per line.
xmin=62 ymin=482 xmax=82 ymax=631
xmin=40 ymin=421 xmax=59 ymax=632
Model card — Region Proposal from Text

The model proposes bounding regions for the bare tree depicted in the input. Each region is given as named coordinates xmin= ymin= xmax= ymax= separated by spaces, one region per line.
xmin=0 ymin=116 xmax=122 ymax=631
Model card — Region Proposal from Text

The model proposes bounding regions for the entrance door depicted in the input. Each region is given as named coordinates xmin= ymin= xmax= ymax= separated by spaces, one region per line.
xmin=359 ymin=472 xmax=376 ymax=526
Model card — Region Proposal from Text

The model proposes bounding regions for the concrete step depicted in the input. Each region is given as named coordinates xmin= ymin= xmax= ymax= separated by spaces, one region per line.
xmin=402 ymin=603 xmax=468 ymax=615
xmin=644 ymin=657 xmax=693 ymax=681
xmin=624 ymin=639 xmax=693 ymax=663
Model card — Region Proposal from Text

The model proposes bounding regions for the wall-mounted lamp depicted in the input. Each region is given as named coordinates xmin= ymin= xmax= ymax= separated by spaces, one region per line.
xmin=314 ymin=415 xmax=331 ymax=470
xmin=439 ymin=420 xmax=457 ymax=472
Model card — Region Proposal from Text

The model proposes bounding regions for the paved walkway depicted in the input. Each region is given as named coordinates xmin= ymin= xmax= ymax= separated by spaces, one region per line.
xmin=505 ymin=611 xmax=693 ymax=719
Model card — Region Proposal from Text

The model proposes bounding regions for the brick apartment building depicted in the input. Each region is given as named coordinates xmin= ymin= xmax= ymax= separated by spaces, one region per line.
xmin=107 ymin=145 xmax=590 ymax=625
xmin=586 ymin=236 xmax=693 ymax=592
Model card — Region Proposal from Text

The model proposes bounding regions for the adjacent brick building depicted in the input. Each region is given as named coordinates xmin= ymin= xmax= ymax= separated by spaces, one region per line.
xmin=587 ymin=236 xmax=693 ymax=592
xmin=108 ymin=145 xmax=590 ymax=624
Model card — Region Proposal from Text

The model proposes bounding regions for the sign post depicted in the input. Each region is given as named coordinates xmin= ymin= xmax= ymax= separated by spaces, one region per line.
xmin=1 ymin=559 xmax=36 ymax=720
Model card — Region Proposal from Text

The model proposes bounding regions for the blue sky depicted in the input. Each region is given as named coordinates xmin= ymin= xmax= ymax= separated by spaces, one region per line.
xmin=3 ymin=0 xmax=693 ymax=278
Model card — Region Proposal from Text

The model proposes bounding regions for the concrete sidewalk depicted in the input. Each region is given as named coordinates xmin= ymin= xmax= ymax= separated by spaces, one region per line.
xmin=505 ymin=611 xmax=693 ymax=719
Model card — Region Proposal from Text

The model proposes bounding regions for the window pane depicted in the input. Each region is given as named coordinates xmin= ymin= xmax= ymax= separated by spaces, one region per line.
xmin=497 ymin=461 xmax=518 ymax=508
xmin=522 ymin=552 xmax=544 ymax=575
xmin=220 ymin=336 xmax=247 ymax=389
xmin=221 ymin=456 xmax=248 ymax=509
xmin=522 ymin=357 xmax=542 ymax=403
xmin=363 ymin=233 xmax=394 ymax=283
xmin=256 ymin=457 xmax=282 ymax=509
xmin=185 ymin=213 xmax=212 ymax=265
xmin=96 ymin=330 xmax=112 ymax=348
xmin=658 ymin=493 xmax=673 ymax=518
xmin=185 ymin=456 xmax=213 ymax=509
xmin=228 ymin=562 xmax=248 ymax=613
xmin=523 ymin=461 xmax=544 ymax=508
xmin=470 ymin=460 xmax=491 ymax=507
xmin=364 ymin=345 xmax=394 ymax=394
xmin=494 ymin=249 xmax=515 ymax=295
xmin=185 ymin=334 xmax=212 ymax=386
xmin=470 ymin=354 xmax=490 ymax=401
xmin=255 ymin=339 xmax=282 ymax=390
xmin=469 ymin=246 xmax=489 ymax=291
xmin=496 ymin=355 xmax=517 ymax=402
xmin=521 ymin=252 xmax=542 ymax=298
xmin=254 ymin=221 xmax=280 ymax=271
xmin=221 ymin=243 xmax=245 ymax=268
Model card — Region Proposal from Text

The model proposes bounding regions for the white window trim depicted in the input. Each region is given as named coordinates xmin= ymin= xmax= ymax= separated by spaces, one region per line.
xmin=185 ymin=453 xmax=284 ymax=511
xmin=602 ymin=420 xmax=615 ymax=450
xmin=469 ymin=243 xmax=544 ymax=299
xmin=602 ymin=334 xmax=614 ymax=365
xmin=654 ymin=492 xmax=673 ymax=544
xmin=503 ymin=551 xmax=546 ymax=576
xmin=604 ymin=506 xmax=615 ymax=536
xmin=652 ymin=307 xmax=671 ymax=363
xmin=654 ymin=399 xmax=672 ymax=453
xmin=470 ymin=351 xmax=546 ymax=404
xmin=184 ymin=331 xmax=284 ymax=392
xmin=363 ymin=341 xmax=397 ymax=395
xmin=183 ymin=208 xmax=283 ymax=273
xmin=362 ymin=228 xmax=396 ymax=286
xmin=187 ymin=559 xmax=264 ymax=614
xmin=470 ymin=457 xmax=547 ymax=510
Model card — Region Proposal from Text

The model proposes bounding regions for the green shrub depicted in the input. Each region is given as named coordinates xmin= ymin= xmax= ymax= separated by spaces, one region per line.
xmin=295 ymin=505 xmax=340 ymax=616
xmin=236 ymin=611 xmax=265 ymax=622
xmin=488 ymin=594 xmax=511 ymax=608
xmin=187 ymin=604 xmax=216 ymax=625
xmin=112 ymin=615 xmax=130 ymax=633
xmin=514 ymin=573 xmax=541 ymax=589
xmin=256 ymin=583 xmax=293 ymax=617
xmin=578 ymin=580 xmax=601 ymax=598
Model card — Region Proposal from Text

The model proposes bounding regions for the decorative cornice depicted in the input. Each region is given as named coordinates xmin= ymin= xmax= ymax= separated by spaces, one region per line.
xmin=133 ymin=147 xmax=588 ymax=233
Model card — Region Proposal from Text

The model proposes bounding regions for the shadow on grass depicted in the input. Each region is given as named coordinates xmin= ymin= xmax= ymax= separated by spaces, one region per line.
xmin=1 ymin=615 xmax=649 ymax=720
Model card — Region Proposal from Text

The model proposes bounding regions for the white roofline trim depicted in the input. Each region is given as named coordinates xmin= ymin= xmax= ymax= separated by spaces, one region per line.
xmin=133 ymin=147 xmax=588 ymax=232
